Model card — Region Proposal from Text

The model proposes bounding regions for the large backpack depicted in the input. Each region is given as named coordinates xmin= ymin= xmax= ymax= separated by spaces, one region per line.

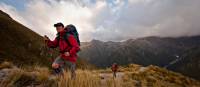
xmin=65 ymin=24 xmax=80 ymax=46
xmin=56 ymin=24 xmax=81 ymax=47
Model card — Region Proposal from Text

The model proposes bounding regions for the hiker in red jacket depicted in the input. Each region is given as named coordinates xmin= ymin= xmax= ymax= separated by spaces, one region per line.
xmin=111 ymin=63 xmax=118 ymax=78
xmin=44 ymin=22 xmax=80 ymax=79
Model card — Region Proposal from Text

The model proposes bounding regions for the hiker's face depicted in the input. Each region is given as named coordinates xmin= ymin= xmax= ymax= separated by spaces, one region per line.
xmin=56 ymin=26 xmax=64 ymax=32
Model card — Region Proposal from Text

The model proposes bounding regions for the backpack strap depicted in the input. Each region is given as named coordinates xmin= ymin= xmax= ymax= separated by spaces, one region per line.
xmin=56 ymin=32 xmax=71 ymax=47
xmin=63 ymin=32 xmax=71 ymax=46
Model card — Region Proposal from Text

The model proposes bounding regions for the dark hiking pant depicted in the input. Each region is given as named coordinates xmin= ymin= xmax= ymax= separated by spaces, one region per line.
xmin=113 ymin=71 xmax=117 ymax=78
xmin=53 ymin=55 xmax=76 ymax=79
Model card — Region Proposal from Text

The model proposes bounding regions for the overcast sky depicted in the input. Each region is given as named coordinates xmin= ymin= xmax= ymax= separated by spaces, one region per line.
xmin=0 ymin=0 xmax=200 ymax=42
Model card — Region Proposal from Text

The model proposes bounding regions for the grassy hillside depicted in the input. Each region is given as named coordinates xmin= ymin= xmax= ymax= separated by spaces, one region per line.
xmin=0 ymin=10 xmax=51 ymax=66
xmin=0 ymin=62 xmax=199 ymax=87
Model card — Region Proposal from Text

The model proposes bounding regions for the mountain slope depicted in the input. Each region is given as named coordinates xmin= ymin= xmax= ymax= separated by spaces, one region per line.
xmin=80 ymin=36 xmax=200 ymax=67
xmin=79 ymin=36 xmax=200 ymax=80
xmin=167 ymin=46 xmax=200 ymax=80
xmin=0 ymin=10 xmax=50 ymax=66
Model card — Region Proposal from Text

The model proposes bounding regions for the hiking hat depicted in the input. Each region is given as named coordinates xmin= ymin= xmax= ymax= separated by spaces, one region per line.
xmin=54 ymin=22 xmax=64 ymax=27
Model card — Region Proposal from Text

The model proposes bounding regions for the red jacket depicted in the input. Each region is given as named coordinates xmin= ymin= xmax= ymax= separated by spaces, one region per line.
xmin=46 ymin=30 xmax=80 ymax=63
xmin=111 ymin=64 xmax=118 ymax=72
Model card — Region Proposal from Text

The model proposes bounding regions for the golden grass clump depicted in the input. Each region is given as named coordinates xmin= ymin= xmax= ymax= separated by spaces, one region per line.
xmin=0 ymin=61 xmax=14 ymax=70
xmin=0 ymin=66 xmax=56 ymax=87
xmin=57 ymin=69 xmax=101 ymax=87
xmin=121 ymin=64 xmax=200 ymax=87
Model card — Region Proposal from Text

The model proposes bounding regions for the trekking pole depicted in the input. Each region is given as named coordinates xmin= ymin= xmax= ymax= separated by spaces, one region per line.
xmin=44 ymin=39 xmax=62 ymax=75
xmin=44 ymin=40 xmax=53 ymax=61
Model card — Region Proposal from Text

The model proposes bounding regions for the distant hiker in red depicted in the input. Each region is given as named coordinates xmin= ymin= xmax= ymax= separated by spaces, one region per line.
xmin=111 ymin=63 xmax=118 ymax=78
xmin=44 ymin=22 xmax=80 ymax=79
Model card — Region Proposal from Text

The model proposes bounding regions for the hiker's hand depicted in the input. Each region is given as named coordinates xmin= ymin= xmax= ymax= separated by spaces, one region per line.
xmin=52 ymin=63 xmax=59 ymax=69
xmin=64 ymin=52 xmax=70 ymax=56
xmin=44 ymin=35 xmax=49 ymax=41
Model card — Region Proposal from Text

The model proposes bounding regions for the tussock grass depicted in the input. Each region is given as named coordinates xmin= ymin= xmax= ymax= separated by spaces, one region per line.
xmin=0 ymin=62 xmax=102 ymax=87
xmin=121 ymin=64 xmax=200 ymax=87
xmin=0 ymin=61 xmax=14 ymax=70
xmin=0 ymin=64 xmax=56 ymax=87
xmin=0 ymin=62 xmax=200 ymax=87
xmin=57 ymin=70 xmax=101 ymax=87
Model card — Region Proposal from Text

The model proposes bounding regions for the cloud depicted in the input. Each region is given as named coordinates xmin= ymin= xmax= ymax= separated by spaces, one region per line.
xmin=0 ymin=0 xmax=95 ymax=41
xmin=0 ymin=0 xmax=200 ymax=41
